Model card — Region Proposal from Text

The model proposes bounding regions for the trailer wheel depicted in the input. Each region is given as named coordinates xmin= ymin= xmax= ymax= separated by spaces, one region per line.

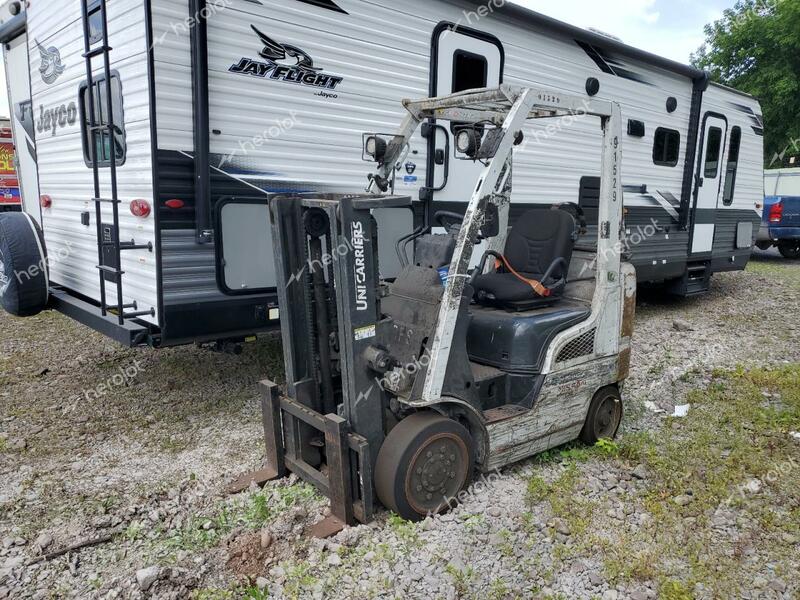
xmin=0 ymin=212 xmax=49 ymax=317
xmin=375 ymin=412 xmax=474 ymax=522
xmin=778 ymin=241 xmax=800 ymax=259
xmin=580 ymin=386 xmax=623 ymax=444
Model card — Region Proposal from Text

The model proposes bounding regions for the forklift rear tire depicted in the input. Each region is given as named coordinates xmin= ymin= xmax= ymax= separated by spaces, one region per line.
xmin=375 ymin=412 xmax=474 ymax=522
xmin=579 ymin=386 xmax=623 ymax=444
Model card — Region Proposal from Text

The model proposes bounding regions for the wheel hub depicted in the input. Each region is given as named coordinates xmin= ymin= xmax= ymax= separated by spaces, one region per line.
xmin=406 ymin=434 xmax=468 ymax=514
xmin=595 ymin=395 xmax=620 ymax=438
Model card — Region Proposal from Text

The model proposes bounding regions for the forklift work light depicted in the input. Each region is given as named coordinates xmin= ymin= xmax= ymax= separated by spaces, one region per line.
xmin=365 ymin=136 xmax=387 ymax=161
xmin=455 ymin=129 xmax=480 ymax=157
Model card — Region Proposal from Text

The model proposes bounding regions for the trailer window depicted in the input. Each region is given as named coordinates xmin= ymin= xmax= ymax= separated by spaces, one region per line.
xmin=653 ymin=128 xmax=680 ymax=167
xmin=703 ymin=126 xmax=723 ymax=179
xmin=88 ymin=0 xmax=103 ymax=44
xmin=79 ymin=74 xmax=126 ymax=168
xmin=452 ymin=50 xmax=488 ymax=93
xmin=722 ymin=126 xmax=742 ymax=206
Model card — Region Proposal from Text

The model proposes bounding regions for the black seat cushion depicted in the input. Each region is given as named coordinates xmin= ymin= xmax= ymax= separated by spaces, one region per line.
xmin=467 ymin=302 xmax=591 ymax=375
xmin=470 ymin=271 xmax=550 ymax=303
xmin=473 ymin=209 xmax=576 ymax=309
xmin=504 ymin=209 xmax=575 ymax=274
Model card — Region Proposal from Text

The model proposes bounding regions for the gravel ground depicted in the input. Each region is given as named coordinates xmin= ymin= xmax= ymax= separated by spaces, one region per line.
xmin=0 ymin=251 xmax=798 ymax=600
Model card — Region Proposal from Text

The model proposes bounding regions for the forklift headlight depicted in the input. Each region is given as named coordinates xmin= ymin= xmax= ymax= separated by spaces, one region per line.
xmin=365 ymin=136 xmax=387 ymax=162
xmin=456 ymin=129 xmax=480 ymax=157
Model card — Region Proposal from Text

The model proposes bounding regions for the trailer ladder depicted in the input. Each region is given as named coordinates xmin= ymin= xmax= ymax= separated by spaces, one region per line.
xmin=80 ymin=0 xmax=154 ymax=325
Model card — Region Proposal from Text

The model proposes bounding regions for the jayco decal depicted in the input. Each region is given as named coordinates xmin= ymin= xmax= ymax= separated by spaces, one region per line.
xmin=36 ymin=103 xmax=78 ymax=137
xmin=229 ymin=26 xmax=344 ymax=91
xmin=35 ymin=40 xmax=66 ymax=85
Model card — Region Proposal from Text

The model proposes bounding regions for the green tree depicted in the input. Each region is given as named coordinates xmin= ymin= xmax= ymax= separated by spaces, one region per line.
xmin=691 ymin=0 xmax=800 ymax=167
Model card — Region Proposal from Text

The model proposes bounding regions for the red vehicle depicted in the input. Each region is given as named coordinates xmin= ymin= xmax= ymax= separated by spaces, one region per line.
xmin=0 ymin=125 xmax=21 ymax=212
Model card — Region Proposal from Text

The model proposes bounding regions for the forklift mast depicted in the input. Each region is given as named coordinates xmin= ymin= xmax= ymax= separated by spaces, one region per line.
xmin=267 ymin=193 xmax=412 ymax=526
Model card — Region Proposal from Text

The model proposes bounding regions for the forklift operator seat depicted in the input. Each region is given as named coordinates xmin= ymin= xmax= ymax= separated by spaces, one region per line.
xmin=472 ymin=208 xmax=577 ymax=310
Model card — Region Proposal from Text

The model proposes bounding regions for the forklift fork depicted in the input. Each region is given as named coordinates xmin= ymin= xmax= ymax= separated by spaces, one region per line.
xmin=260 ymin=380 xmax=375 ymax=535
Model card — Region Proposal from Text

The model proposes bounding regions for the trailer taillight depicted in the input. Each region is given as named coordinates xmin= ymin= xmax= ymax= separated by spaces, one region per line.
xmin=769 ymin=202 xmax=783 ymax=223
xmin=130 ymin=199 xmax=152 ymax=218
xmin=40 ymin=195 xmax=52 ymax=209
xmin=165 ymin=199 xmax=185 ymax=210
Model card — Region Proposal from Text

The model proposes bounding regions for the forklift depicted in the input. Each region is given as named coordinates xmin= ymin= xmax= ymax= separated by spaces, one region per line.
xmin=257 ymin=85 xmax=636 ymax=531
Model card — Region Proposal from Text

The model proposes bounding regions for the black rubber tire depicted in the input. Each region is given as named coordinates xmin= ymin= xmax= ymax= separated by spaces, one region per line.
xmin=0 ymin=212 xmax=49 ymax=317
xmin=375 ymin=412 xmax=474 ymax=522
xmin=778 ymin=241 xmax=800 ymax=260
xmin=580 ymin=386 xmax=623 ymax=444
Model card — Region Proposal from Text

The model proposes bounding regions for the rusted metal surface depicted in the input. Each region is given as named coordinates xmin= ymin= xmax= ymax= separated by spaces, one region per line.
xmin=621 ymin=263 xmax=637 ymax=339
xmin=259 ymin=379 xmax=374 ymax=525
xmin=225 ymin=467 xmax=281 ymax=496
xmin=307 ymin=516 xmax=347 ymax=539
xmin=261 ymin=380 xmax=287 ymax=481
xmin=617 ymin=347 xmax=632 ymax=382
xmin=325 ymin=414 xmax=355 ymax=526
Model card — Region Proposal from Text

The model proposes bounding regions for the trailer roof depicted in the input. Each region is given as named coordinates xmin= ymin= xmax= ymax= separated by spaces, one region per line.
xmin=462 ymin=1 xmax=708 ymax=82
xmin=708 ymin=80 xmax=758 ymax=101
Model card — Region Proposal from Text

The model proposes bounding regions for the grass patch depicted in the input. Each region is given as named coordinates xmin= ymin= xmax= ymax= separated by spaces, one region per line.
xmin=639 ymin=365 xmax=799 ymax=516
xmin=192 ymin=587 xmax=269 ymax=600
xmin=747 ymin=259 xmax=800 ymax=290
xmin=601 ymin=365 xmax=799 ymax=594
xmin=386 ymin=513 xmax=421 ymax=548
xmin=525 ymin=463 xmax=597 ymax=539
xmin=164 ymin=483 xmax=317 ymax=553
xmin=521 ymin=366 xmax=799 ymax=595
xmin=445 ymin=563 xmax=476 ymax=597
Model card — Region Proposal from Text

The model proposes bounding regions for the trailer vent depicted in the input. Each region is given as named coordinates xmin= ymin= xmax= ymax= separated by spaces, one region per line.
xmin=556 ymin=329 xmax=596 ymax=363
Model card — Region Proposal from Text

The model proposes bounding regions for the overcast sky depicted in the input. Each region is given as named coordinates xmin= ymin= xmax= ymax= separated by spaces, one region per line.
xmin=0 ymin=0 xmax=731 ymax=119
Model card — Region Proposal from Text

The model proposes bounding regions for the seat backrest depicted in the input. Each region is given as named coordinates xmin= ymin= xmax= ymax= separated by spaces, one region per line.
xmin=504 ymin=209 xmax=576 ymax=276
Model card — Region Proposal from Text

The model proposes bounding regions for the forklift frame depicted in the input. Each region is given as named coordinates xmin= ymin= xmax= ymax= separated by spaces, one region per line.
xmin=259 ymin=85 xmax=627 ymax=530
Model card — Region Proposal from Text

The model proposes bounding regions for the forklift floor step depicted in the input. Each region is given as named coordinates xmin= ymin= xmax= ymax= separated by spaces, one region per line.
xmin=470 ymin=361 xmax=506 ymax=384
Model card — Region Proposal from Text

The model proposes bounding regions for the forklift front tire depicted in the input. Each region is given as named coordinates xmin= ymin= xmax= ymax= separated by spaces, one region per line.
xmin=375 ymin=412 xmax=474 ymax=522
xmin=579 ymin=386 xmax=623 ymax=445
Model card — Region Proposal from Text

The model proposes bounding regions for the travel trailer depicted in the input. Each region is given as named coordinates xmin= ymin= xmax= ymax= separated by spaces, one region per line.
xmin=0 ymin=0 xmax=764 ymax=348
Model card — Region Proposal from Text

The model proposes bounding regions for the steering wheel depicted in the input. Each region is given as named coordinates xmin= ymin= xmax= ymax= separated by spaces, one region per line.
xmin=434 ymin=210 xmax=465 ymax=231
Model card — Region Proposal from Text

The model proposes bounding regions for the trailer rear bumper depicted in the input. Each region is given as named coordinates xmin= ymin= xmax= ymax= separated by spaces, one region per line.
xmin=260 ymin=380 xmax=376 ymax=528
xmin=49 ymin=287 xmax=153 ymax=347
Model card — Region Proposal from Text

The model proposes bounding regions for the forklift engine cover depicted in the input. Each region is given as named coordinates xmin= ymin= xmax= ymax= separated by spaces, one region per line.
xmin=467 ymin=303 xmax=592 ymax=375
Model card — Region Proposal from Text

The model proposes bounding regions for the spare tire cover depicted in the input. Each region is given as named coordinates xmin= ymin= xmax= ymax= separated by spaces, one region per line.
xmin=0 ymin=212 xmax=49 ymax=317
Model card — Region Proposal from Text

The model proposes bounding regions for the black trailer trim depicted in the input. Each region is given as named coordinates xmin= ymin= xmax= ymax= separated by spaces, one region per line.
xmin=293 ymin=0 xmax=348 ymax=14
xmin=161 ymin=295 xmax=280 ymax=346
xmin=189 ymin=0 xmax=212 ymax=244
xmin=679 ymin=73 xmax=709 ymax=229
xmin=144 ymin=0 xmax=165 ymax=329
xmin=49 ymin=288 xmax=153 ymax=347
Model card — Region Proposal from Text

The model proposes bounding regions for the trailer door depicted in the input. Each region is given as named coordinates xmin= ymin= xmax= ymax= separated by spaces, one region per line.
xmin=691 ymin=114 xmax=727 ymax=255
xmin=3 ymin=33 xmax=41 ymax=223
xmin=428 ymin=25 xmax=503 ymax=206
